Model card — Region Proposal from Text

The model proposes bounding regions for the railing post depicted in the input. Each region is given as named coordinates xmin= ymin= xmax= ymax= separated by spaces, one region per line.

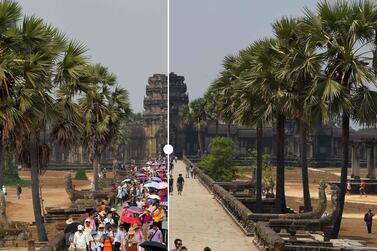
xmin=28 ymin=240 xmax=35 ymax=251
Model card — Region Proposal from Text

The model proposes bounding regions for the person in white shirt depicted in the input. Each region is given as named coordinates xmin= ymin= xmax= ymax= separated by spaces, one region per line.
xmin=103 ymin=212 xmax=115 ymax=225
xmin=2 ymin=185 xmax=7 ymax=201
xmin=73 ymin=225 xmax=89 ymax=251
xmin=136 ymin=197 xmax=144 ymax=208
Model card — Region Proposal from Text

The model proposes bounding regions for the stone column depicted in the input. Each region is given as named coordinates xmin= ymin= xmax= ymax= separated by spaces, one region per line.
xmin=367 ymin=143 xmax=376 ymax=179
xmin=351 ymin=144 xmax=360 ymax=179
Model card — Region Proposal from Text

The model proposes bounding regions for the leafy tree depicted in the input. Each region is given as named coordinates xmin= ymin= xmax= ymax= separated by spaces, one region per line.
xmin=198 ymin=137 xmax=237 ymax=181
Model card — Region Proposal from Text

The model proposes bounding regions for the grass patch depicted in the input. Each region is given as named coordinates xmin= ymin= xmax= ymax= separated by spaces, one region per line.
xmin=4 ymin=176 xmax=31 ymax=187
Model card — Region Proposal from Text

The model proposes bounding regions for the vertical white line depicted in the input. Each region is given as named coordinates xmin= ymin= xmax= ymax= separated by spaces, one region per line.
xmin=166 ymin=0 xmax=170 ymax=172
xmin=167 ymin=0 xmax=170 ymax=249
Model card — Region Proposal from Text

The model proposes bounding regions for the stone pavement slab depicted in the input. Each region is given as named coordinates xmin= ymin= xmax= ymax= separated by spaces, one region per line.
xmin=169 ymin=161 xmax=257 ymax=251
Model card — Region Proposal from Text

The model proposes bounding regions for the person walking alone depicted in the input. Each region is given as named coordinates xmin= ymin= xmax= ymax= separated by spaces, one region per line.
xmin=177 ymin=174 xmax=185 ymax=196
xmin=2 ymin=185 xmax=7 ymax=201
xmin=16 ymin=183 xmax=22 ymax=199
xmin=360 ymin=180 xmax=367 ymax=197
xmin=189 ymin=165 xmax=194 ymax=178
xmin=185 ymin=165 xmax=190 ymax=178
xmin=364 ymin=209 xmax=375 ymax=234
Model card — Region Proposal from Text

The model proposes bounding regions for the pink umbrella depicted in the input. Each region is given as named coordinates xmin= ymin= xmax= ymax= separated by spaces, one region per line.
xmin=127 ymin=206 xmax=143 ymax=214
xmin=156 ymin=182 xmax=168 ymax=190
xmin=152 ymin=177 xmax=162 ymax=182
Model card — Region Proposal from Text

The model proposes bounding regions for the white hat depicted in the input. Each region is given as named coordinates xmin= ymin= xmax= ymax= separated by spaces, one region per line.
xmin=77 ymin=225 xmax=84 ymax=231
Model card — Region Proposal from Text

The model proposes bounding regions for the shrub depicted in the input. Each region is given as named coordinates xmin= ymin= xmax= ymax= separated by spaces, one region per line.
xmin=198 ymin=137 xmax=237 ymax=181
xmin=74 ymin=168 xmax=88 ymax=180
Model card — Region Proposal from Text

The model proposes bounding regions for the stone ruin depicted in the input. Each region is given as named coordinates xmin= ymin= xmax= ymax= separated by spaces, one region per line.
xmin=0 ymin=190 xmax=31 ymax=248
xmin=65 ymin=171 xmax=115 ymax=207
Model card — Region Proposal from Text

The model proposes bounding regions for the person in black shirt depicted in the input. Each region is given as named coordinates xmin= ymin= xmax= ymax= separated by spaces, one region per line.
xmin=364 ymin=209 xmax=375 ymax=233
xmin=177 ymin=174 xmax=185 ymax=195
xmin=169 ymin=175 xmax=174 ymax=195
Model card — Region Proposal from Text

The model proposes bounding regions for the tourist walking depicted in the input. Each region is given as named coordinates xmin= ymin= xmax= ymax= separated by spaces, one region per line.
xmin=346 ymin=181 xmax=351 ymax=195
xmin=72 ymin=225 xmax=89 ymax=251
xmin=177 ymin=174 xmax=185 ymax=195
xmin=170 ymin=239 xmax=183 ymax=251
xmin=149 ymin=222 xmax=163 ymax=243
xmin=16 ymin=183 xmax=22 ymax=199
xmin=359 ymin=180 xmax=367 ymax=197
xmin=364 ymin=209 xmax=375 ymax=234
xmin=185 ymin=165 xmax=190 ymax=178
xmin=189 ymin=165 xmax=194 ymax=178
xmin=2 ymin=185 xmax=6 ymax=201
xmin=169 ymin=175 xmax=174 ymax=195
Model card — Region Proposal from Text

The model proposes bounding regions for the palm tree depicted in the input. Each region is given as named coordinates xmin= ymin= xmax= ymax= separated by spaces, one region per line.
xmin=272 ymin=17 xmax=323 ymax=212
xmin=303 ymin=0 xmax=377 ymax=237
xmin=11 ymin=14 xmax=67 ymax=241
xmin=189 ymin=98 xmax=207 ymax=155
xmin=241 ymin=38 xmax=291 ymax=213
xmin=80 ymin=64 xmax=130 ymax=191
xmin=0 ymin=0 xmax=22 ymax=189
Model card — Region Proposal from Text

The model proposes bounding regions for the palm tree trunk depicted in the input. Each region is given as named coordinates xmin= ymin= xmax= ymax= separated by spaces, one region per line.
xmin=275 ymin=112 xmax=286 ymax=213
xmin=29 ymin=131 xmax=48 ymax=241
xmin=197 ymin=124 xmax=203 ymax=155
xmin=256 ymin=122 xmax=263 ymax=211
xmin=0 ymin=141 xmax=4 ymax=189
xmin=93 ymin=152 xmax=99 ymax=191
xmin=331 ymin=111 xmax=349 ymax=238
xmin=215 ymin=120 xmax=219 ymax=136
xmin=227 ymin=123 xmax=231 ymax=138
xmin=300 ymin=119 xmax=312 ymax=212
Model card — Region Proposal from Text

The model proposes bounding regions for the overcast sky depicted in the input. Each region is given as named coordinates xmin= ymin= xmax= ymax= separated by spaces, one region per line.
xmin=170 ymin=0 xmax=317 ymax=101
xmin=18 ymin=0 xmax=167 ymax=112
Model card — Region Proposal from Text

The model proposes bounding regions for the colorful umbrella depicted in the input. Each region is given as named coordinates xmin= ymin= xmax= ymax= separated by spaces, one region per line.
xmin=156 ymin=182 xmax=168 ymax=190
xmin=127 ymin=206 xmax=143 ymax=214
xmin=121 ymin=215 xmax=141 ymax=225
xmin=152 ymin=177 xmax=162 ymax=182
xmin=139 ymin=176 xmax=149 ymax=181
xmin=144 ymin=181 xmax=158 ymax=188
xmin=148 ymin=194 xmax=160 ymax=200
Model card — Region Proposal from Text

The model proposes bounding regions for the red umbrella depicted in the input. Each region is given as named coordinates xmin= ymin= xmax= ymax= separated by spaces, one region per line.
xmin=121 ymin=209 xmax=141 ymax=225
xmin=121 ymin=215 xmax=141 ymax=225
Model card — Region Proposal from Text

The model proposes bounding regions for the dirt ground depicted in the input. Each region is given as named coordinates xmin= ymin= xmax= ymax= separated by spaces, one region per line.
xmin=5 ymin=168 xmax=377 ymax=247
xmin=284 ymin=167 xmax=377 ymax=247
xmin=5 ymin=170 xmax=92 ymax=240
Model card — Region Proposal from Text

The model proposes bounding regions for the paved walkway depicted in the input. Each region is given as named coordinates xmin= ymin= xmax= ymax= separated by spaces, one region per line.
xmin=169 ymin=161 xmax=257 ymax=251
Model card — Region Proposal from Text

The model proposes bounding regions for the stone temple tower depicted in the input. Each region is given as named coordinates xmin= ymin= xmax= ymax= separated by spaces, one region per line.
xmin=169 ymin=72 xmax=189 ymax=157
xmin=143 ymin=74 xmax=167 ymax=159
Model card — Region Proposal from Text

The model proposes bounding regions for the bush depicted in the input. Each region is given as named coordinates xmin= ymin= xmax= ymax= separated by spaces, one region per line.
xmin=2 ymin=161 xmax=30 ymax=187
xmin=74 ymin=168 xmax=88 ymax=180
xmin=198 ymin=137 xmax=237 ymax=181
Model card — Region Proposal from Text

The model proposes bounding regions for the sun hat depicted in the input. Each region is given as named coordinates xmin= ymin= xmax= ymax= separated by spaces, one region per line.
xmin=65 ymin=218 xmax=74 ymax=225
xmin=77 ymin=225 xmax=84 ymax=231
xmin=110 ymin=208 xmax=116 ymax=212
xmin=85 ymin=218 xmax=90 ymax=222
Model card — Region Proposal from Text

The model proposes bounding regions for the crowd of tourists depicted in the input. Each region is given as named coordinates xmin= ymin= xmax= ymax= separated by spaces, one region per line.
xmin=65 ymin=158 xmax=168 ymax=251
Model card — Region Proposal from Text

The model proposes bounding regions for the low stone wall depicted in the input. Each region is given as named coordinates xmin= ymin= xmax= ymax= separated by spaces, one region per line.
xmin=39 ymin=232 xmax=66 ymax=251
xmin=183 ymin=156 xmax=255 ymax=233
xmin=254 ymin=222 xmax=284 ymax=251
